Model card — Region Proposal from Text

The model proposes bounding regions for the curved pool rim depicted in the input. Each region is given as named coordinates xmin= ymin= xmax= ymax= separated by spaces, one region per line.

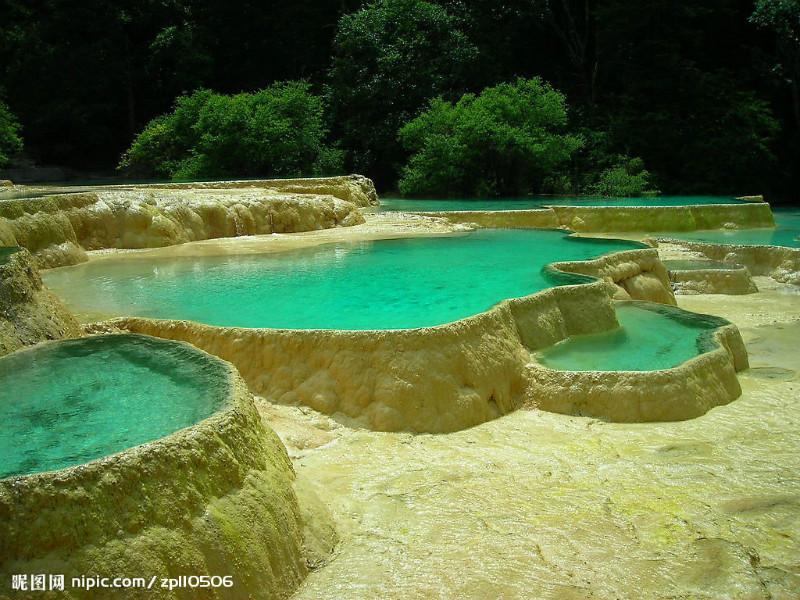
xmin=0 ymin=333 xmax=238 ymax=483
xmin=525 ymin=300 xmax=748 ymax=422
xmin=534 ymin=300 xmax=736 ymax=373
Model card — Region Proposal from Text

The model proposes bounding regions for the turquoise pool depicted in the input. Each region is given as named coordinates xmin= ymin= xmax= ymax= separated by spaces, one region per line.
xmin=379 ymin=196 xmax=747 ymax=212
xmin=661 ymin=207 xmax=800 ymax=248
xmin=43 ymin=229 xmax=643 ymax=330
xmin=536 ymin=302 xmax=724 ymax=372
xmin=0 ymin=335 xmax=229 ymax=479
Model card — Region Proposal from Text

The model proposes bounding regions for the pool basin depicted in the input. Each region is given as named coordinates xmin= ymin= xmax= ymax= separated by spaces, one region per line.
xmin=0 ymin=333 xmax=312 ymax=599
xmin=526 ymin=301 xmax=748 ymax=422
xmin=662 ymin=259 xmax=742 ymax=271
xmin=379 ymin=198 xmax=775 ymax=233
xmin=43 ymin=229 xmax=645 ymax=330
xmin=0 ymin=334 xmax=229 ymax=479
xmin=651 ymin=209 xmax=800 ymax=286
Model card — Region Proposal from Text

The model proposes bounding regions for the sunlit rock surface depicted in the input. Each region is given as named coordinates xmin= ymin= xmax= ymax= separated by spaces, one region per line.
xmin=0 ymin=176 xmax=376 ymax=268
xmin=664 ymin=259 xmax=759 ymax=295
xmin=655 ymin=238 xmax=800 ymax=287
xmin=266 ymin=277 xmax=799 ymax=599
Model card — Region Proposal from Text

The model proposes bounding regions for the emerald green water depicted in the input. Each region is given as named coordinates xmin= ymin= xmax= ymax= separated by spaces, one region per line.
xmin=0 ymin=335 xmax=229 ymax=479
xmin=662 ymin=259 xmax=740 ymax=271
xmin=537 ymin=303 xmax=724 ymax=371
xmin=661 ymin=207 xmax=800 ymax=248
xmin=43 ymin=229 xmax=642 ymax=330
xmin=379 ymin=196 xmax=746 ymax=212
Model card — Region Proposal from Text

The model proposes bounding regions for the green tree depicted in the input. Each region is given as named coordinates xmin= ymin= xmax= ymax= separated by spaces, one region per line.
xmin=750 ymin=0 xmax=800 ymax=129
xmin=327 ymin=0 xmax=478 ymax=185
xmin=0 ymin=98 xmax=22 ymax=168
xmin=398 ymin=78 xmax=584 ymax=196
xmin=119 ymin=82 xmax=343 ymax=180
xmin=588 ymin=157 xmax=654 ymax=197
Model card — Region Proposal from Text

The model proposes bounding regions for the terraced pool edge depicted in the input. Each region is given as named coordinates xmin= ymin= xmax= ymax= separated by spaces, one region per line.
xmin=525 ymin=300 xmax=748 ymax=422
xmin=407 ymin=202 xmax=774 ymax=232
xmin=651 ymin=237 xmax=800 ymax=286
xmin=0 ymin=334 xmax=320 ymax=600
xmin=106 ymin=246 xmax=744 ymax=432
xmin=664 ymin=260 xmax=758 ymax=295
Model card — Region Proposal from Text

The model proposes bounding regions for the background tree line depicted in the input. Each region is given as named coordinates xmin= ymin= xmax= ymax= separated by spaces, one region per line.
xmin=0 ymin=0 xmax=797 ymax=200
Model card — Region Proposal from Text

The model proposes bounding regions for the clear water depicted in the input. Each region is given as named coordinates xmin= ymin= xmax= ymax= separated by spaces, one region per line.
xmin=0 ymin=335 xmax=229 ymax=479
xmin=379 ymin=196 xmax=746 ymax=212
xmin=0 ymin=246 xmax=19 ymax=263
xmin=662 ymin=259 xmax=740 ymax=271
xmin=536 ymin=303 xmax=722 ymax=371
xmin=43 ymin=229 xmax=643 ymax=330
xmin=661 ymin=207 xmax=800 ymax=248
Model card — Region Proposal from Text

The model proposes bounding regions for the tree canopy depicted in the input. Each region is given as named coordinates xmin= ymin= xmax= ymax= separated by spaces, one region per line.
xmin=119 ymin=83 xmax=342 ymax=180
xmin=0 ymin=97 xmax=22 ymax=169
xmin=0 ymin=0 xmax=797 ymax=199
xmin=398 ymin=78 xmax=584 ymax=196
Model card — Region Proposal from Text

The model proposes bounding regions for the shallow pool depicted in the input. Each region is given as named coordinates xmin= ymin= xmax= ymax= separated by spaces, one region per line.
xmin=0 ymin=334 xmax=229 ymax=479
xmin=660 ymin=207 xmax=800 ymax=248
xmin=536 ymin=302 xmax=724 ymax=371
xmin=379 ymin=196 xmax=746 ymax=212
xmin=43 ymin=229 xmax=643 ymax=330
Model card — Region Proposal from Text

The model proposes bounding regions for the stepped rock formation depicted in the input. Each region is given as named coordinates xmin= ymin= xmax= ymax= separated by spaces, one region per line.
xmin=411 ymin=201 xmax=775 ymax=233
xmin=0 ymin=175 xmax=376 ymax=268
xmin=111 ymin=249 xmax=742 ymax=432
xmin=0 ymin=346 xmax=337 ymax=600
xmin=0 ymin=247 xmax=81 ymax=357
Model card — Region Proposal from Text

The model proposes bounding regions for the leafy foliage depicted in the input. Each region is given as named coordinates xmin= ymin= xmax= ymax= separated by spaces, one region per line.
xmin=326 ymin=0 xmax=477 ymax=185
xmin=589 ymin=157 xmax=654 ymax=197
xmin=0 ymin=98 xmax=22 ymax=168
xmin=0 ymin=0 xmax=796 ymax=197
xmin=119 ymin=82 xmax=343 ymax=180
xmin=398 ymin=78 xmax=584 ymax=196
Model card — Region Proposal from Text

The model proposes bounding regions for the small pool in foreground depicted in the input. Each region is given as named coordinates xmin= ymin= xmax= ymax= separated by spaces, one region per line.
xmin=537 ymin=303 xmax=723 ymax=372
xmin=43 ymin=229 xmax=643 ymax=330
xmin=379 ymin=196 xmax=747 ymax=212
xmin=0 ymin=334 xmax=229 ymax=479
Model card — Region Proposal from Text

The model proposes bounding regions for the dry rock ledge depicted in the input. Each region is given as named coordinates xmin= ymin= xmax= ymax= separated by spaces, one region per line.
xmin=0 ymin=175 xmax=376 ymax=268
xmin=110 ymin=246 xmax=747 ymax=433
xmin=0 ymin=336 xmax=336 ymax=600
xmin=651 ymin=237 xmax=800 ymax=286
xmin=666 ymin=262 xmax=758 ymax=295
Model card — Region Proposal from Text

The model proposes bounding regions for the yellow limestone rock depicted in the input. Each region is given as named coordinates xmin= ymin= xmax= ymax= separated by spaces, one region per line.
xmin=0 ymin=177 xmax=374 ymax=268
xmin=0 ymin=247 xmax=81 ymax=357
xmin=652 ymin=238 xmax=800 ymax=286
xmin=0 ymin=347 xmax=336 ymax=600
xmin=109 ymin=249 xmax=742 ymax=430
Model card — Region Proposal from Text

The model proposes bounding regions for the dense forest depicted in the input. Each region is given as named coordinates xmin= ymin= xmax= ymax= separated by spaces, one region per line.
xmin=0 ymin=0 xmax=797 ymax=200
